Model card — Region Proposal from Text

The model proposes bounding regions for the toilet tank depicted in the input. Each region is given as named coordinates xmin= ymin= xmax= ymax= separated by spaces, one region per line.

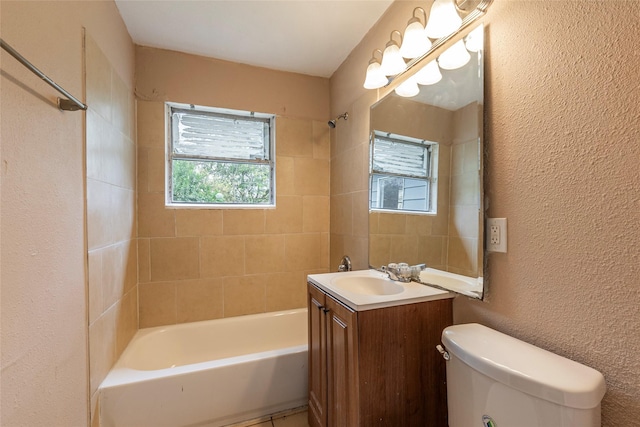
xmin=441 ymin=324 xmax=606 ymax=427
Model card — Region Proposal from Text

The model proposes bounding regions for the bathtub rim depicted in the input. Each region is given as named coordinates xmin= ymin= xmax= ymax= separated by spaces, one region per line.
xmin=131 ymin=307 xmax=308 ymax=341
xmin=100 ymin=307 xmax=308 ymax=389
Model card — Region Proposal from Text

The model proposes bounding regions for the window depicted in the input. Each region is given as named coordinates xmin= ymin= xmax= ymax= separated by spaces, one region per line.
xmin=369 ymin=131 xmax=438 ymax=214
xmin=166 ymin=103 xmax=275 ymax=207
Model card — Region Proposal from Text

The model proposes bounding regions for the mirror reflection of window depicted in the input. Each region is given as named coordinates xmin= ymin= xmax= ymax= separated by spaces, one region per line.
xmin=368 ymin=24 xmax=486 ymax=299
xmin=369 ymin=131 xmax=438 ymax=214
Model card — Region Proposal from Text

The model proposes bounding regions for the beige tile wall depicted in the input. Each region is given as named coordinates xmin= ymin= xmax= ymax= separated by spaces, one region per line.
xmin=368 ymin=142 xmax=452 ymax=269
xmin=135 ymin=47 xmax=330 ymax=327
xmin=447 ymin=102 xmax=482 ymax=277
xmin=351 ymin=92 xmax=482 ymax=276
xmin=136 ymin=85 xmax=330 ymax=328
xmin=85 ymin=34 xmax=137 ymax=426
xmin=366 ymin=95 xmax=453 ymax=270
xmin=447 ymin=141 xmax=479 ymax=275
xmin=329 ymin=91 xmax=377 ymax=271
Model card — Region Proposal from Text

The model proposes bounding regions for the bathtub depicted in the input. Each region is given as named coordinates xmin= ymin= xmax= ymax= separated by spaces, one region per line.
xmin=99 ymin=308 xmax=308 ymax=427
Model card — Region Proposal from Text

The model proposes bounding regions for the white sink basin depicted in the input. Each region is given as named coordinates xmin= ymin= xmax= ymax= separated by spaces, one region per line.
xmin=308 ymin=270 xmax=454 ymax=311
xmin=331 ymin=275 xmax=404 ymax=296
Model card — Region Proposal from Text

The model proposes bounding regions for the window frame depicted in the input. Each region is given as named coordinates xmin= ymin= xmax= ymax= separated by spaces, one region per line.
xmin=369 ymin=130 xmax=438 ymax=215
xmin=165 ymin=102 xmax=276 ymax=209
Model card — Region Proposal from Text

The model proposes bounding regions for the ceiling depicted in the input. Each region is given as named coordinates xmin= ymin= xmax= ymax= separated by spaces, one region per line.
xmin=115 ymin=0 xmax=394 ymax=78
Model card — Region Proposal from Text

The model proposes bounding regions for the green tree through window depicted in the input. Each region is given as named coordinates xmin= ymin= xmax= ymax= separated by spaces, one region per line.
xmin=172 ymin=160 xmax=271 ymax=204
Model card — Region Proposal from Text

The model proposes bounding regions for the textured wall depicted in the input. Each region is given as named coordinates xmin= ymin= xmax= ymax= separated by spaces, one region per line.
xmin=330 ymin=1 xmax=640 ymax=425
xmin=455 ymin=2 xmax=640 ymax=425
xmin=135 ymin=47 xmax=331 ymax=327
xmin=0 ymin=1 xmax=134 ymax=425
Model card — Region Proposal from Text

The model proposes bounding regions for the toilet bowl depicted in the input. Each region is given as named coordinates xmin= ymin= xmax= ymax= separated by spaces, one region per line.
xmin=440 ymin=323 xmax=606 ymax=427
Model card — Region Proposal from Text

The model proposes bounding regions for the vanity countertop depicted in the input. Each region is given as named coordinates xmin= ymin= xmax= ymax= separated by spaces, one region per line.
xmin=308 ymin=269 xmax=455 ymax=312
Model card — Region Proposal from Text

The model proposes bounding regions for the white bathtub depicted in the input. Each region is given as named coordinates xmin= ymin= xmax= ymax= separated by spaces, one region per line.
xmin=99 ymin=308 xmax=308 ymax=427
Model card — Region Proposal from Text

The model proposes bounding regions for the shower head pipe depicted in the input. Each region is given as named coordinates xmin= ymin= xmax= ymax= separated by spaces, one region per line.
xmin=328 ymin=112 xmax=349 ymax=128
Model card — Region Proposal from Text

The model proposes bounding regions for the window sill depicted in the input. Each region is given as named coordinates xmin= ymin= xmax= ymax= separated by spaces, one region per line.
xmin=166 ymin=203 xmax=276 ymax=210
xmin=369 ymin=208 xmax=437 ymax=216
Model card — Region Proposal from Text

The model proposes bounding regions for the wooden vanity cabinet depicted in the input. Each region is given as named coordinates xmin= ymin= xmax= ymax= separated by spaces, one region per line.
xmin=307 ymin=282 xmax=453 ymax=427
xmin=308 ymin=283 xmax=359 ymax=427
xmin=308 ymin=283 xmax=328 ymax=426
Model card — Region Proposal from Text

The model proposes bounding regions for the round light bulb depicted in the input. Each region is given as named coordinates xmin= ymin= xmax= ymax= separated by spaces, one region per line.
xmin=363 ymin=61 xmax=388 ymax=89
xmin=400 ymin=20 xmax=431 ymax=59
xmin=438 ymin=40 xmax=470 ymax=70
xmin=425 ymin=0 xmax=463 ymax=39
xmin=465 ymin=25 xmax=484 ymax=53
xmin=380 ymin=41 xmax=407 ymax=76
xmin=414 ymin=60 xmax=442 ymax=86
xmin=394 ymin=77 xmax=420 ymax=97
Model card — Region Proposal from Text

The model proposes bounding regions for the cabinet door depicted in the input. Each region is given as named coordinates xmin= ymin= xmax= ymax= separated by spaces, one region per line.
xmin=308 ymin=284 xmax=327 ymax=427
xmin=326 ymin=295 xmax=359 ymax=427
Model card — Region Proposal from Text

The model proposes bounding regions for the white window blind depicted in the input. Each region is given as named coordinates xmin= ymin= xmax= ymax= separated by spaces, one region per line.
xmin=371 ymin=133 xmax=432 ymax=178
xmin=172 ymin=108 xmax=271 ymax=161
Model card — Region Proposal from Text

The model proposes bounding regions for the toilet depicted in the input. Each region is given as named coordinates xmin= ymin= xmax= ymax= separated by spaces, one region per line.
xmin=440 ymin=323 xmax=606 ymax=427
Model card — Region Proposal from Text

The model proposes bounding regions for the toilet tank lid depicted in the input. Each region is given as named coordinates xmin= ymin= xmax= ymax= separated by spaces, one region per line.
xmin=442 ymin=323 xmax=606 ymax=409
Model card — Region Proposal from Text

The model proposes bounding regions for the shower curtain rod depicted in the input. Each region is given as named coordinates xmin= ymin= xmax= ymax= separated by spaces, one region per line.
xmin=1 ymin=38 xmax=87 ymax=111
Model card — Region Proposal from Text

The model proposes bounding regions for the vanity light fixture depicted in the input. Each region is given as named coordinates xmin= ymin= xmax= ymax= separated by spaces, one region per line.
xmin=380 ymin=30 xmax=407 ymax=76
xmin=394 ymin=76 xmax=420 ymax=97
xmin=465 ymin=25 xmax=484 ymax=52
xmin=363 ymin=49 xmax=388 ymax=89
xmin=400 ymin=8 xmax=431 ymax=59
xmin=362 ymin=0 xmax=492 ymax=90
xmin=437 ymin=39 xmax=471 ymax=70
xmin=425 ymin=0 xmax=463 ymax=39
xmin=414 ymin=60 xmax=442 ymax=85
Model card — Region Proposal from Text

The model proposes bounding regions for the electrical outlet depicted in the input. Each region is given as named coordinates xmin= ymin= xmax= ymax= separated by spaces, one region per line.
xmin=487 ymin=218 xmax=507 ymax=253
xmin=490 ymin=225 xmax=500 ymax=245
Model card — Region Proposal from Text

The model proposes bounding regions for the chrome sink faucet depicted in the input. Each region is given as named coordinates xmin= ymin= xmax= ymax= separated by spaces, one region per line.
xmin=374 ymin=265 xmax=411 ymax=282
xmin=372 ymin=263 xmax=426 ymax=283
xmin=338 ymin=255 xmax=352 ymax=272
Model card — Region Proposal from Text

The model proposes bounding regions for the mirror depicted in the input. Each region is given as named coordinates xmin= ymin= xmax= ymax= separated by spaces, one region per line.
xmin=369 ymin=25 xmax=485 ymax=299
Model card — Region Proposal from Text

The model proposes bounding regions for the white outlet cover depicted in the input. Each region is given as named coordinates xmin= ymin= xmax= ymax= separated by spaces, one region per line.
xmin=487 ymin=218 xmax=507 ymax=253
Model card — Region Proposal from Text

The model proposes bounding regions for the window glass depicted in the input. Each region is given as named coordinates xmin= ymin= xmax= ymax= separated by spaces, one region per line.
xmin=370 ymin=131 xmax=437 ymax=214
xmin=167 ymin=103 xmax=275 ymax=207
